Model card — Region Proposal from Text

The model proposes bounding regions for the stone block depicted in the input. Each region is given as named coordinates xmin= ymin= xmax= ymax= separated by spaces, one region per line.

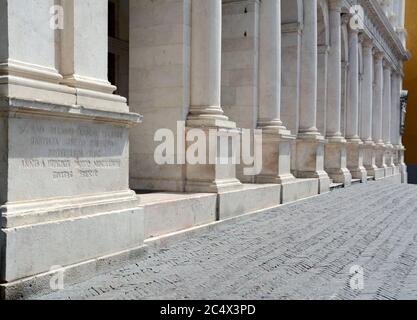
xmin=218 ymin=184 xmax=281 ymax=220
xmin=141 ymin=193 xmax=217 ymax=239
xmin=1 ymin=207 xmax=144 ymax=283
xmin=281 ymin=178 xmax=319 ymax=204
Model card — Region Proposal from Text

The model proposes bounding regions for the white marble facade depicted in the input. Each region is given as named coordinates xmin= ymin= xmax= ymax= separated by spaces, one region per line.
xmin=0 ymin=0 xmax=409 ymax=298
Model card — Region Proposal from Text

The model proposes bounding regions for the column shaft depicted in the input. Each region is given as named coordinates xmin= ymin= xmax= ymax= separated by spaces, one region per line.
xmin=372 ymin=53 xmax=384 ymax=145
xmin=382 ymin=60 xmax=394 ymax=176
xmin=326 ymin=4 xmax=343 ymax=140
xmin=382 ymin=61 xmax=392 ymax=145
xmin=298 ymin=0 xmax=319 ymax=136
xmin=360 ymin=40 xmax=374 ymax=144
xmin=258 ymin=0 xmax=284 ymax=131
xmin=346 ymin=29 xmax=360 ymax=141
xmin=391 ymin=73 xmax=400 ymax=147
xmin=188 ymin=0 xmax=229 ymax=124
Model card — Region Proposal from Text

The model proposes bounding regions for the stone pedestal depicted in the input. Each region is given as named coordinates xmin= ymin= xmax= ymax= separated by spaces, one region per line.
xmin=184 ymin=125 xmax=242 ymax=193
xmin=362 ymin=143 xmax=379 ymax=179
xmin=398 ymin=147 xmax=408 ymax=183
xmin=384 ymin=145 xmax=394 ymax=177
xmin=295 ymin=136 xmax=330 ymax=194
xmin=324 ymin=141 xmax=352 ymax=186
xmin=392 ymin=146 xmax=401 ymax=176
xmin=256 ymin=131 xmax=295 ymax=185
xmin=346 ymin=142 xmax=367 ymax=182
xmin=375 ymin=144 xmax=388 ymax=179
xmin=0 ymin=98 xmax=144 ymax=299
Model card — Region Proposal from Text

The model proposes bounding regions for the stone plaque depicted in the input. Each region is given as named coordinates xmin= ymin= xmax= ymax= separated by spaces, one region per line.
xmin=7 ymin=117 xmax=130 ymax=202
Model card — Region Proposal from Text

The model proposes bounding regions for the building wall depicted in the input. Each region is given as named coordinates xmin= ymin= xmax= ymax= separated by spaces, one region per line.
xmin=129 ymin=0 xmax=191 ymax=192
xmin=404 ymin=0 xmax=417 ymax=183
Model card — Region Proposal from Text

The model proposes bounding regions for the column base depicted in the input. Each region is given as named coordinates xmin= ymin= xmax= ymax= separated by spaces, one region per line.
xmin=346 ymin=141 xmax=367 ymax=183
xmin=362 ymin=143 xmax=378 ymax=179
xmin=375 ymin=144 xmax=387 ymax=178
xmin=384 ymin=145 xmax=394 ymax=177
xmin=185 ymin=126 xmax=242 ymax=194
xmin=255 ymin=131 xmax=296 ymax=185
xmin=324 ymin=140 xmax=352 ymax=186
xmin=397 ymin=146 xmax=407 ymax=184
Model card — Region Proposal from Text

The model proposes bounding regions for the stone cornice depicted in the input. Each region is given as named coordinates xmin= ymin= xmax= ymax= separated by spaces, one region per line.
xmin=0 ymin=97 xmax=143 ymax=127
xmin=342 ymin=0 xmax=409 ymax=74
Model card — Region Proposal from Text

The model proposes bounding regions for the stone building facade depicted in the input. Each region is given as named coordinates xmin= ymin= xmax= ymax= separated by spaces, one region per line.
xmin=0 ymin=0 xmax=409 ymax=299
xmin=404 ymin=0 xmax=417 ymax=183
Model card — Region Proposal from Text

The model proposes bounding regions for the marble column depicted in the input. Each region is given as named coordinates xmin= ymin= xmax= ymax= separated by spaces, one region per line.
xmin=256 ymin=0 xmax=296 ymax=185
xmin=186 ymin=0 xmax=241 ymax=192
xmin=382 ymin=60 xmax=394 ymax=176
xmin=295 ymin=0 xmax=330 ymax=194
xmin=317 ymin=45 xmax=328 ymax=137
xmin=324 ymin=1 xmax=352 ymax=186
xmin=360 ymin=38 xmax=378 ymax=178
xmin=373 ymin=51 xmax=387 ymax=178
xmin=346 ymin=27 xmax=367 ymax=182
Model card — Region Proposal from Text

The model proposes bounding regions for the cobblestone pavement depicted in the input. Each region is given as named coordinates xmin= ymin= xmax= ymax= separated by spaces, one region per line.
xmin=38 ymin=181 xmax=417 ymax=300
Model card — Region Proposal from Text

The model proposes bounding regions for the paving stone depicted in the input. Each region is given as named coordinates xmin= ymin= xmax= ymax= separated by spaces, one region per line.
xmin=36 ymin=181 xmax=417 ymax=300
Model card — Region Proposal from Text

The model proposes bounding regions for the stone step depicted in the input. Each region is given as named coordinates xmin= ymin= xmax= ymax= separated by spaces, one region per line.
xmin=351 ymin=179 xmax=362 ymax=184
xmin=139 ymin=184 xmax=283 ymax=239
xmin=330 ymin=182 xmax=344 ymax=190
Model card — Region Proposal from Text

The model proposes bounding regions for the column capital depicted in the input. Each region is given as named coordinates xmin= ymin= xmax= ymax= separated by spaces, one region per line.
xmin=341 ymin=14 xmax=350 ymax=26
xmin=383 ymin=59 xmax=392 ymax=70
xmin=359 ymin=34 xmax=374 ymax=49
xmin=373 ymin=49 xmax=385 ymax=61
